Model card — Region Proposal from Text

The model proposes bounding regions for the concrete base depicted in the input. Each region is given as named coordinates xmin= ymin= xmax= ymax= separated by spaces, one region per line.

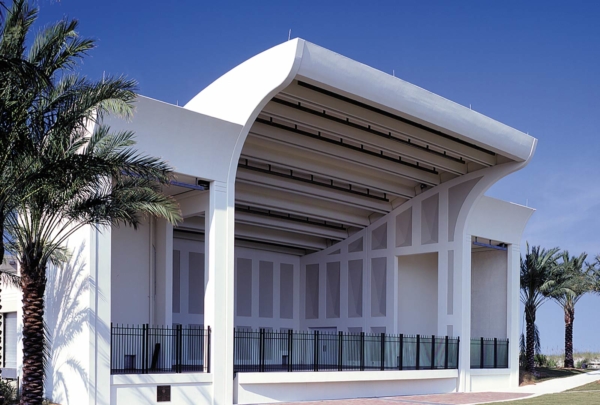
xmin=110 ymin=373 xmax=213 ymax=405
xmin=234 ymin=370 xmax=459 ymax=404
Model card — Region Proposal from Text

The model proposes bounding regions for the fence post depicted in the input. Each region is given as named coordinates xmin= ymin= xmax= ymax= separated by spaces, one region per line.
xmin=314 ymin=330 xmax=320 ymax=372
xmin=506 ymin=338 xmax=509 ymax=368
xmin=456 ymin=337 xmax=460 ymax=369
xmin=380 ymin=333 xmax=385 ymax=371
xmin=176 ymin=324 xmax=183 ymax=373
xmin=480 ymin=337 xmax=484 ymax=369
xmin=338 ymin=331 xmax=343 ymax=371
xmin=360 ymin=332 xmax=365 ymax=371
xmin=494 ymin=338 xmax=498 ymax=369
xmin=286 ymin=329 xmax=292 ymax=372
xmin=110 ymin=323 xmax=113 ymax=374
xmin=416 ymin=335 xmax=421 ymax=370
xmin=259 ymin=328 xmax=265 ymax=372
xmin=399 ymin=334 xmax=403 ymax=370
xmin=431 ymin=335 xmax=435 ymax=369
xmin=144 ymin=324 xmax=150 ymax=374
xmin=444 ymin=336 xmax=449 ymax=369
xmin=207 ymin=326 xmax=211 ymax=373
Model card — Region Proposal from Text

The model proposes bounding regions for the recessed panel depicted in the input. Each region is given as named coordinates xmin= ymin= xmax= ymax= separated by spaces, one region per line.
xmin=280 ymin=263 xmax=294 ymax=319
xmin=305 ymin=264 xmax=319 ymax=319
xmin=188 ymin=252 xmax=205 ymax=315
xmin=259 ymin=261 xmax=274 ymax=318
xmin=236 ymin=258 xmax=252 ymax=317
xmin=371 ymin=257 xmax=387 ymax=317
xmin=326 ymin=262 xmax=340 ymax=318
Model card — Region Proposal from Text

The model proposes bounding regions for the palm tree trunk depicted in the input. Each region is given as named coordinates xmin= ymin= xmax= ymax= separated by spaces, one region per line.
xmin=20 ymin=270 xmax=46 ymax=405
xmin=526 ymin=318 xmax=535 ymax=372
xmin=564 ymin=308 xmax=575 ymax=368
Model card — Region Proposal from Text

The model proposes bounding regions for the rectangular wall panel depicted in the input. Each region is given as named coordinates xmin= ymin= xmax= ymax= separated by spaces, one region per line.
xmin=259 ymin=261 xmax=274 ymax=318
xmin=326 ymin=262 xmax=340 ymax=318
xmin=347 ymin=260 xmax=363 ymax=318
xmin=236 ymin=258 xmax=253 ymax=317
xmin=447 ymin=250 xmax=454 ymax=315
xmin=305 ymin=264 xmax=320 ymax=319
xmin=280 ymin=263 xmax=294 ymax=319
xmin=371 ymin=258 xmax=387 ymax=317
xmin=188 ymin=252 xmax=205 ymax=315
xmin=172 ymin=250 xmax=180 ymax=314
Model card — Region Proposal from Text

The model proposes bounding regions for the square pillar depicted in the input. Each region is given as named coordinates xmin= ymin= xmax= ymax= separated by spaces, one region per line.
xmin=89 ymin=225 xmax=112 ymax=405
xmin=507 ymin=244 xmax=520 ymax=387
xmin=456 ymin=234 xmax=472 ymax=392
xmin=204 ymin=181 xmax=235 ymax=405
xmin=154 ymin=219 xmax=173 ymax=326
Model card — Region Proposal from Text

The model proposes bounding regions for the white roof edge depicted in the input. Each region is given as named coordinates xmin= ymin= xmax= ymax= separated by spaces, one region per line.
xmin=480 ymin=195 xmax=536 ymax=212
xmin=185 ymin=38 xmax=537 ymax=162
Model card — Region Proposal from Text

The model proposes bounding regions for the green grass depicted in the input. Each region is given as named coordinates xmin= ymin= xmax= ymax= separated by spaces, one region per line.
xmin=489 ymin=391 xmax=600 ymax=404
xmin=489 ymin=379 xmax=600 ymax=404
xmin=568 ymin=380 xmax=600 ymax=392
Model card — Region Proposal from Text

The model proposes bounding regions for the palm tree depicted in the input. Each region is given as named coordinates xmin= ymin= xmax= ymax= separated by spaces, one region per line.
xmin=520 ymin=243 xmax=560 ymax=372
xmin=1 ymin=2 xmax=181 ymax=404
xmin=544 ymin=251 xmax=594 ymax=368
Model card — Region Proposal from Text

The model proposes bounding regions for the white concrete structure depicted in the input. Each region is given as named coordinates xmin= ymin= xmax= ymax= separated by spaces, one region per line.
xmin=2 ymin=39 xmax=537 ymax=405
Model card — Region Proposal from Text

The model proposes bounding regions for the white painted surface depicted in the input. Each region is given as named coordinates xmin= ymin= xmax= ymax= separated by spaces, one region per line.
xmin=111 ymin=373 xmax=213 ymax=405
xmin=51 ymin=39 xmax=541 ymax=404
xmin=471 ymin=250 xmax=508 ymax=339
xmin=111 ymin=222 xmax=151 ymax=325
xmin=469 ymin=369 xmax=512 ymax=391
xmin=398 ymin=253 xmax=438 ymax=335
xmin=235 ymin=370 xmax=458 ymax=404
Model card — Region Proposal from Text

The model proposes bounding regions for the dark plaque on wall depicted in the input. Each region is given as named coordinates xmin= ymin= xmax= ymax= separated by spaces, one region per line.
xmin=157 ymin=385 xmax=171 ymax=402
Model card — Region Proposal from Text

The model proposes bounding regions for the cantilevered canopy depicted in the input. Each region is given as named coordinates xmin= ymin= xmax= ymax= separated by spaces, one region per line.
xmin=181 ymin=39 xmax=536 ymax=253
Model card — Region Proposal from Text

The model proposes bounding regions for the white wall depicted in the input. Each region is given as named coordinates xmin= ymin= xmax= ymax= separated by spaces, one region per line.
xmin=234 ymin=370 xmax=458 ymax=404
xmin=398 ymin=253 xmax=438 ymax=336
xmin=234 ymin=247 xmax=300 ymax=331
xmin=111 ymin=374 xmax=213 ymax=405
xmin=471 ymin=249 xmax=508 ymax=339
xmin=111 ymin=222 xmax=151 ymax=325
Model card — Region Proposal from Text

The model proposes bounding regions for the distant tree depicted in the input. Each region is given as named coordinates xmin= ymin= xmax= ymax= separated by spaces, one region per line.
xmin=520 ymin=243 xmax=560 ymax=372
xmin=545 ymin=252 xmax=595 ymax=368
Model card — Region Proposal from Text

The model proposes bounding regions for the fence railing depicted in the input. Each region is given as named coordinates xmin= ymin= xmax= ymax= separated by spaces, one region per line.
xmin=111 ymin=324 xmax=211 ymax=374
xmin=470 ymin=337 xmax=509 ymax=369
xmin=233 ymin=329 xmax=459 ymax=373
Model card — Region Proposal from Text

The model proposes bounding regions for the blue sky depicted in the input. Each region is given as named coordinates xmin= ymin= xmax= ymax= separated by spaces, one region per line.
xmin=34 ymin=0 xmax=600 ymax=353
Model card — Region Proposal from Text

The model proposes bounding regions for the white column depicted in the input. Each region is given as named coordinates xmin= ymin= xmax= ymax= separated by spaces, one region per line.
xmin=89 ymin=225 xmax=111 ymax=405
xmin=154 ymin=219 xmax=173 ymax=326
xmin=507 ymin=244 xmax=520 ymax=387
xmin=205 ymin=181 xmax=235 ymax=405
xmin=456 ymin=234 xmax=472 ymax=392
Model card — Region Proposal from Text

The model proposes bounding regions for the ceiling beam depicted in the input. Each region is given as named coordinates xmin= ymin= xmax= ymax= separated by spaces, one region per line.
xmin=279 ymin=83 xmax=497 ymax=167
xmin=236 ymin=182 xmax=371 ymax=228
xmin=249 ymin=121 xmax=440 ymax=186
xmin=241 ymin=136 xmax=417 ymax=198
xmin=263 ymin=99 xmax=468 ymax=175
xmin=235 ymin=210 xmax=349 ymax=240
xmin=235 ymin=223 xmax=329 ymax=251
xmin=236 ymin=167 xmax=394 ymax=214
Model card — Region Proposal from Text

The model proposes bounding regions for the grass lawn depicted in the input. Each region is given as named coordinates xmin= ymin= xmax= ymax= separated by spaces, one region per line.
xmin=568 ymin=380 xmax=600 ymax=392
xmin=520 ymin=367 xmax=590 ymax=385
xmin=489 ymin=391 xmax=600 ymax=404
xmin=488 ymin=379 xmax=600 ymax=404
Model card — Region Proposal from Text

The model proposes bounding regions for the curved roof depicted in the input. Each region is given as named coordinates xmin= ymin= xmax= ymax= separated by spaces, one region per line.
xmin=185 ymin=38 xmax=536 ymax=163
xmin=181 ymin=39 xmax=537 ymax=253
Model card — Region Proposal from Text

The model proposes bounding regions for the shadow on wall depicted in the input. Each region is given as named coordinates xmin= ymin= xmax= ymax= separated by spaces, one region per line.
xmin=44 ymin=243 xmax=90 ymax=404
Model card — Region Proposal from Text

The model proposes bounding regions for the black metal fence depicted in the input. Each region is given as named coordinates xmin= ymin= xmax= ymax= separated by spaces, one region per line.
xmin=470 ymin=337 xmax=509 ymax=369
xmin=233 ymin=329 xmax=459 ymax=373
xmin=111 ymin=324 xmax=211 ymax=374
